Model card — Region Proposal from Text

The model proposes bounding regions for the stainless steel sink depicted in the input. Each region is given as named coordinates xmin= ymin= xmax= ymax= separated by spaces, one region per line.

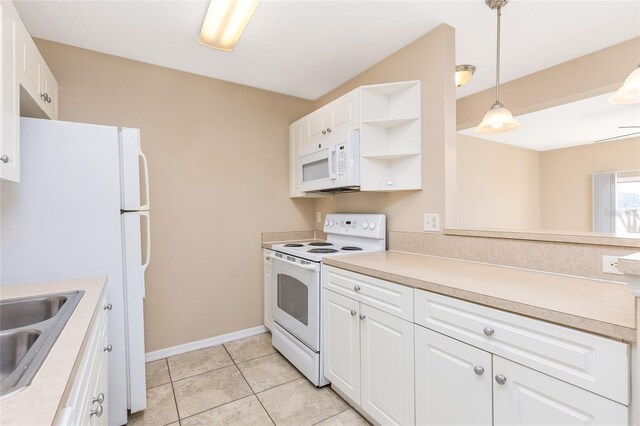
xmin=0 ymin=291 xmax=84 ymax=397
xmin=0 ymin=295 xmax=68 ymax=331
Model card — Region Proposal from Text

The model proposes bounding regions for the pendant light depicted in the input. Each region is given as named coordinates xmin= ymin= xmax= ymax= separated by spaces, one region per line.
xmin=475 ymin=0 xmax=521 ymax=134
xmin=608 ymin=64 xmax=640 ymax=104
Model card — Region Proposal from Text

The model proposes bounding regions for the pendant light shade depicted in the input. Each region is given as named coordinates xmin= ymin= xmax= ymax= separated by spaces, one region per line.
xmin=608 ymin=65 xmax=640 ymax=105
xmin=455 ymin=65 xmax=476 ymax=87
xmin=475 ymin=0 xmax=520 ymax=134
xmin=476 ymin=102 xmax=521 ymax=133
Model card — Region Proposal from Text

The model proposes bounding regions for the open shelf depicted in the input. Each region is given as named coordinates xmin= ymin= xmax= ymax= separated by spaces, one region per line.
xmin=362 ymin=152 xmax=420 ymax=160
xmin=361 ymin=117 xmax=419 ymax=129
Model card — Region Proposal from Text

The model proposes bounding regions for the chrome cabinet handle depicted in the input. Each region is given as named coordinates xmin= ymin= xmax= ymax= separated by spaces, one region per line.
xmin=90 ymin=405 xmax=103 ymax=417
xmin=359 ymin=314 xmax=366 ymax=320
xmin=322 ymin=129 xmax=327 ymax=135
xmin=104 ymin=303 xmax=112 ymax=311
xmin=327 ymin=128 xmax=332 ymax=133
xmin=92 ymin=393 xmax=105 ymax=404
xmin=0 ymin=155 xmax=8 ymax=164
xmin=40 ymin=93 xmax=52 ymax=103
xmin=353 ymin=285 xmax=361 ymax=292
xmin=104 ymin=344 xmax=112 ymax=352
xmin=350 ymin=309 xmax=357 ymax=316
xmin=495 ymin=374 xmax=507 ymax=385
xmin=473 ymin=366 xmax=485 ymax=376
xmin=483 ymin=327 xmax=495 ymax=336
xmin=266 ymin=256 xmax=271 ymax=261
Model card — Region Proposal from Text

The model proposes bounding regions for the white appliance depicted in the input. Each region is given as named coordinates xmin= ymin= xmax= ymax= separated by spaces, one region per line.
xmin=1 ymin=118 xmax=151 ymax=425
xmin=271 ymin=213 xmax=386 ymax=386
xmin=299 ymin=130 xmax=360 ymax=193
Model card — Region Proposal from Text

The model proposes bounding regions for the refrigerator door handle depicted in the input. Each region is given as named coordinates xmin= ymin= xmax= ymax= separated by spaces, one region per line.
xmin=141 ymin=211 xmax=151 ymax=273
xmin=139 ymin=148 xmax=150 ymax=211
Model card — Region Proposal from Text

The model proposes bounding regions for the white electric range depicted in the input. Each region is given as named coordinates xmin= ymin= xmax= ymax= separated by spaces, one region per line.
xmin=270 ymin=214 xmax=386 ymax=386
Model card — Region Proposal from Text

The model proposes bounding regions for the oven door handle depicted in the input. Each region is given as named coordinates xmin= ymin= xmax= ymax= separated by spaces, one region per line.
xmin=271 ymin=255 xmax=319 ymax=271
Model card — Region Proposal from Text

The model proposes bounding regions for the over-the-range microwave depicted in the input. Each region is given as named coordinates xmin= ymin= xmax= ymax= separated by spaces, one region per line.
xmin=299 ymin=130 xmax=360 ymax=193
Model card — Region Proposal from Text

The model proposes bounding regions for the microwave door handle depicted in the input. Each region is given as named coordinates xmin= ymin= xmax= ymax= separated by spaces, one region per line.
xmin=328 ymin=146 xmax=337 ymax=180
xmin=271 ymin=255 xmax=318 ymax=271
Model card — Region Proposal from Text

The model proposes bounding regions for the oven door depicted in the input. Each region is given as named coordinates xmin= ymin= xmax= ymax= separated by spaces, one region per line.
xmin=271 ymin=254 xmax=321 ymax=351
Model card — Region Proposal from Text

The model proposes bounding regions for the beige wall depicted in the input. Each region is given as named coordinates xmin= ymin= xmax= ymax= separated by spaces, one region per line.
xmin=540 ymin=137 xmax=640 ymax=232
xmin=313 ymin=25 xmax=457 ymax=231
xmin=34 ymin=39 xmax=315 ymax=352
xmin=457 ymin=134 xmax=540 ymax=230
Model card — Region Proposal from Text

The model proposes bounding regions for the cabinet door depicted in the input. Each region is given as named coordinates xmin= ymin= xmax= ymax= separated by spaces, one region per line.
xmin=263 ymin=250 xmax=273 ymax=331
xmin=493 ymin=356 xmax=628 ymax=425
xmin=415 ymin=326 xmax=492 ymax=426
xmin=360 ymin=304 xmax=414 ymax=426
xmin=1 ymin=1 xmax=20 ymax=182
xmin=41 ymin=61 xmax=58 ymax=120
xmin=305 ymin=109 xmax=326 ymax=147
xmin=17 ymin=23 xmax=42 ymax=102
xmin=326 ymin=89 xmax=359 ymax=135
xmin=322 ymin=289 xmax=360 ymax=404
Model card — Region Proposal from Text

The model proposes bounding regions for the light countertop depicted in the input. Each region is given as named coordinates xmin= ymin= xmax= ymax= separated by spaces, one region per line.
xmin=323 ymin=251 xmax=636 ymax=342
xmin=0 ymin=276 xmax=107 ymax=425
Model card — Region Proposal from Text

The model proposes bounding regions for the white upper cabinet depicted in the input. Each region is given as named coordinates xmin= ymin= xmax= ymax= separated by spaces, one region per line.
xmin=289 ymin=80 xmax=421 ymax=197
xmin=1 ymin=0 xmax=59 ymax=183
xmin=1 ymin=1 xmax=20 ymax=182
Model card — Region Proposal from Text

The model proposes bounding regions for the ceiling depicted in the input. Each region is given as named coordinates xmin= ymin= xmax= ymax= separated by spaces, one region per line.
xmin=13 ymin=0 xmax=640 ymax=101
xmin=458 ymin=92 xmax=640 ymax=151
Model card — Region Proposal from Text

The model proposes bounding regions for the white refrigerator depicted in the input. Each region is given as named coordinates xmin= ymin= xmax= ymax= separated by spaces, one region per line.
xmin=1 ymin=117 xmax=150 ymax=425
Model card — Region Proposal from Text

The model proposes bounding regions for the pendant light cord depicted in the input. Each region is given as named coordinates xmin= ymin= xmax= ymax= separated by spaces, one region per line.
xmin=495 ymin=6 xmax=502 ymax=104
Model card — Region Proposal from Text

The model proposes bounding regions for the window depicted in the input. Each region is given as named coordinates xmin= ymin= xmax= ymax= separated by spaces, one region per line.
xmin=616 ymin=173 xmax=640 ymax=234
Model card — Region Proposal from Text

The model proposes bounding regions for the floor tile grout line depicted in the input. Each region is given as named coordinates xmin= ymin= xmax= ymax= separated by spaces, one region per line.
xmin=176 ymin=393 xmax=257 ymax=423
xmin=168 ymin=361 xmax=236 ymax=384
xmin=165 ymin=357 xmax=182 ymax=423
xmin=310 ymin=407 xmax=354 ymax=426
xmin=232 ymin=349 xmax=280 ymax=366
xmin=222 ymin=343 xmax=278 ymax=426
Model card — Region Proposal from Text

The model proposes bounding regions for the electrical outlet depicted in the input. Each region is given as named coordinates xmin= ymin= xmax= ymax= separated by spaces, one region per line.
xmin=316 ymin=211 xmax=322 ymax=224
xmin=423 ymin=213 xmax=440 ymax=232
xmin=602 ymin=255 xmax=622 ymax=275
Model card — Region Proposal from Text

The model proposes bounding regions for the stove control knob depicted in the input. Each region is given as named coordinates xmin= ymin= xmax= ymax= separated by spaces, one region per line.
xmin=329 ymin=220 xmax=335 ymax=227
xmin=369 ymin=222 xmax=376 ymax=230
xmin=324 ymin=220 xmax=329 ymax=226
xmin=362 ymin=222 xmax=369 ymax=229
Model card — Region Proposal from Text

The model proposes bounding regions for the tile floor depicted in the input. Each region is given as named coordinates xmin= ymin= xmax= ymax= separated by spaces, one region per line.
xmin=127 ymin=333 xmax=370 ymax=426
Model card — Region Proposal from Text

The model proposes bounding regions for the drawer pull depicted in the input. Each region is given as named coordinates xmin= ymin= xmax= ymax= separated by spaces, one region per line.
xmin=483 ymin=327 xmax=495 ymax=336
xmin=92 ymin=393 xmax=105 ymax=405
xmin=350 ymin=309 xmax=357 ymax=316
xmin=104 ymin=303 xmax=113 ymax=311
xmin=104 ymin=344 xmax=113 ymax=352
xmin=359 ymin=314 xmax=366 ymax=320
xmin=322 ymin=129 xmax=327 ymax=135
xmin=473 ymin=366 xmax=485 ymax=376
xmin=495 ymin=374 xmax=507 ymax=385
xmin=90 ymin=405 xmax=104 ymax=417
xmin=354 ymin=285 xmax=361 ymax=292
xmin=0 ymin=155 xmax=8 ymax=164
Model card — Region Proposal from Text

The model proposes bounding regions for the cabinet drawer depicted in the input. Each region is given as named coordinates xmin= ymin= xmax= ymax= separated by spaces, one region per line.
xmin=323 ymin=266 xmax=413 ymax=321
xmin=414 ymin=289 xmax=630 ymax=405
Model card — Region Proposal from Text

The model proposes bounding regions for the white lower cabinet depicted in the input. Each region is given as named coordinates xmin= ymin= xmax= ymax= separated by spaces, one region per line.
xmin=493 ymin=356 xmax=628 ymax=425
xmin=263 ymin=249 xmax=274 ymax=331
xmin=415 ymin=326 xmax=492 ymax=426
xmin=322 ymin=288 xmax=414 ymax=426
xmin=56 ymin=292 xmax=110 ymax=426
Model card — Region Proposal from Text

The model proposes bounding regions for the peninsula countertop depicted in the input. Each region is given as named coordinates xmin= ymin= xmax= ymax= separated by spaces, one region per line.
xmin=323 ymin=251 xmax=636 ymax=342
xmin=0 ymin=276 xmax=107 ymax=425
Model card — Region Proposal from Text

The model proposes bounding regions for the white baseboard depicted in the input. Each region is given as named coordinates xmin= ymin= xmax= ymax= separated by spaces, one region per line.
xmin=145 ymin=325 xmax=269 ymax=362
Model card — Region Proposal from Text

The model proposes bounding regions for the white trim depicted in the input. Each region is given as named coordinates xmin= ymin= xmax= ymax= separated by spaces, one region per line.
xmin=145 ymin=325 xmax=268 ymax=362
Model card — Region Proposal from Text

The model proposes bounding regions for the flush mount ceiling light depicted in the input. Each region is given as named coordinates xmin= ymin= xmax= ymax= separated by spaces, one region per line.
xmin=198 ymin=0 xmax=260 ymax=52
xmin=475 ymin=0 xmax=521 ymax=134
xmin=455 ymin=65 xmax=476 ymax=87
xmin=608 ymin=64 xmax=640 ymax=104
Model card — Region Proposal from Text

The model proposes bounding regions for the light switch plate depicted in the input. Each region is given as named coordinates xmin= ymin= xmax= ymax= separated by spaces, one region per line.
xmin=424 ymin=213 xmax=440 ymax=232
